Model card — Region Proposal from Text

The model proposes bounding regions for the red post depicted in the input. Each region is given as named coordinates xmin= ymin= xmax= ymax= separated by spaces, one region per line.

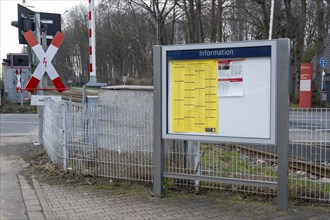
xmin=299 ymin=63 xmax=313 ymax=108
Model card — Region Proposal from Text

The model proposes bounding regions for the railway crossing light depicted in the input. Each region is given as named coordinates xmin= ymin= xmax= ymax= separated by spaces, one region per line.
xmin=11 ymin=4 xmax=61 ymax=45
xmin=11 ymin=4 xmax=35 ymax=44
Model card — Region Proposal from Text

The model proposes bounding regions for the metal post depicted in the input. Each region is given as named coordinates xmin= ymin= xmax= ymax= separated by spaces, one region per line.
xmin=153 ymin=45 xmax=164 ymax=197
xmin=268 ymin=0 xmax=275 ymax=40
xmin=276 ymin=39 xmax=290 ymax=211
xmin=34 ymin=13 xmax=44 ymax=145
xmin=41 ymin=30 xmax=48 ymax=88
xmin=88 ymin=0 xmax=96 ymax=84
xmin=91 ymin=104 xmax=98 ymax=146
xmin=193 ymin=141 xmax=200 ymax=191
xmin=83 ymin=85 xmax=87 ymax=104
xmin=35 ymin=13 xmax=41 ymax=46
xmin=156 ymin=12 xmax=160 ymax=45
xmin=62 ymin=103 xmax=68 ymax=170
xmin=321 ymin=70 xmax=327 ymax=103
xmin=321 ymin=70 xmax=325 ymax=91
xmin=20 ymin=93 xmax=23 ymax=108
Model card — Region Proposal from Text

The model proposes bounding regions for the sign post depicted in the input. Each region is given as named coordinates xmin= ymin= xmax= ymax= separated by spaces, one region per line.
xmin=320 ymin=57 xmax=328 ymax=103
xmin=322 ymin=70 xmax=326 ymax=91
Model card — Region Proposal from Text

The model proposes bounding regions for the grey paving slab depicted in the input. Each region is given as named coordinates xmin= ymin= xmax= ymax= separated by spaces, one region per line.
xmin=0 ymin=156 xmax=28 ymax=220
xmin=31 ymin=180 xmax=330 ymax=220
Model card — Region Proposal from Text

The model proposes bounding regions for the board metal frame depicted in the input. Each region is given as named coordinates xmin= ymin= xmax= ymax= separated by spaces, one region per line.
xmin=161 ymin=41 xmax=278 ymax=145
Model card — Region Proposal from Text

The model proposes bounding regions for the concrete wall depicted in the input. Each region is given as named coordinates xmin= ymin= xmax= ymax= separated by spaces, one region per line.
xmin=99 ymin=85 xmax=153 ymax=107
xmin=98 ymin=86 xmax=154 ymax=152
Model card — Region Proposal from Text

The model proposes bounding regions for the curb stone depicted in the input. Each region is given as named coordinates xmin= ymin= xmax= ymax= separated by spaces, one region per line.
xmin=18 ymin=175 xmax=46 ymax=220
xmin=32 ymin=175 xmax=55 ymax=220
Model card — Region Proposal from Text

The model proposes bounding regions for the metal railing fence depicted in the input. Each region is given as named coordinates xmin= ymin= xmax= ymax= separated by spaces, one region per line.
xmin=288 ymin=108 xmax=329 ymax=201
xmin=164 ymin=141 xmax=278 ymax=195
xmin=43 ymin=100 xmax=154 ymax=182
xmin=42 ymin=100 xmax=330 ymax=202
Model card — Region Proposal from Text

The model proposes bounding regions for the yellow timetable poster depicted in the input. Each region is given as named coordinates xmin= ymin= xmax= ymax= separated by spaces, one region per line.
xmin=171 ymin=60 xmax=218 ymax=133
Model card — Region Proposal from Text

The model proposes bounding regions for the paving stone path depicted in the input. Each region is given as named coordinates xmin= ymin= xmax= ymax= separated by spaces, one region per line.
xmin=34 ymin=180 xmax=330 ymax=220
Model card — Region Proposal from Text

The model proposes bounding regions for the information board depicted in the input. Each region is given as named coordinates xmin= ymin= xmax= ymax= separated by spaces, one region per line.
xmin=153 ymin=40 xmax=290 ymax=208
xmin=161 ymin=41 xmax=281 ymax=144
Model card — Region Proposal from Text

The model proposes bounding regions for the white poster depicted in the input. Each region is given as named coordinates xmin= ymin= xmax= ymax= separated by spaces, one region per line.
xmin=300 ymin=80 xmax=311 ymax=92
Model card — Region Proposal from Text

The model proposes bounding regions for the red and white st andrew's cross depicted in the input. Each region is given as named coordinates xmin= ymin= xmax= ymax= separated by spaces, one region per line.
xmin=23 ymin=30 xmax=66 ymax=93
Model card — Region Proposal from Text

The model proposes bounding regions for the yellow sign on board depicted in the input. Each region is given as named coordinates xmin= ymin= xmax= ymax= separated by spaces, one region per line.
xmin=171 ymin=60 xmax=218 ymax=133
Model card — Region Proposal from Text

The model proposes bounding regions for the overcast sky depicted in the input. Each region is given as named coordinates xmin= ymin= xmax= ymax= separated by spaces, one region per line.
xmin=0 ymin=0 xmax=88 ymax=60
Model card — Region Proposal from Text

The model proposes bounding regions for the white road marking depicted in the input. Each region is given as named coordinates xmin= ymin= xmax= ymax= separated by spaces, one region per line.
xmin=0 ymin=121 xmax=38 ymax=124
xmin=27 ymin=127 xmax=38 ymax=136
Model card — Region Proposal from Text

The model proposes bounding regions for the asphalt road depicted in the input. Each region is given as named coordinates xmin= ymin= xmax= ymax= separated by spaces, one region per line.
xmin=0 ymin=113 xmax=38 ymax=137
xmin=0 ymin=113 xmax=39 ymax=220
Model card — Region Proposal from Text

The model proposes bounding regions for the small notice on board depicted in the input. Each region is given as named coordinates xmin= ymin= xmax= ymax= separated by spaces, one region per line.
xmin=218 ymin=59 xmax=244 ymax=97
xmin=31 ymin=95 xmax=62 ymax=106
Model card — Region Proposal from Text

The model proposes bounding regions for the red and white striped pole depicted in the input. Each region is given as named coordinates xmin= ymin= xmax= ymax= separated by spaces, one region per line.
xmin=87 ymin=0 xmax=97 ymax=85
xmin=86 ymin=0 xmax=106 ymax=86
xmin=89 ymin=0 xmax=95 ymax=77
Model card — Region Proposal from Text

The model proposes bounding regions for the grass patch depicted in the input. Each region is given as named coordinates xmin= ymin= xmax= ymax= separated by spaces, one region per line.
xmin=200 ymin=146 xmax=276 ymax=181
xmin=94 ymin=182 xmax=121 ymax=190
xmin=36 ymin=149 xmax=46 ymax=157
xmin=289 ymin=178 xmax=330 ymax=199
xmin=0 ymin=102 xmax=37 ymax=113
xmin=289 ymin=103 xmax=300 ymax=108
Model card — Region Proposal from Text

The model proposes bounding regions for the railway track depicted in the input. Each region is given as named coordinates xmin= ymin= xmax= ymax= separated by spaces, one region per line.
xmin=46 ymin=87 xmax=97 ymax=102
xmin=237 ymin=144 xmax=330 ymax=178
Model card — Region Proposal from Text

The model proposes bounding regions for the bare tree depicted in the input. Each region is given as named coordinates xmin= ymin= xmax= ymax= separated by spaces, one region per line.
xmin=54 ymin=5 xmax=89 ymax=85
xmin=216 ymin=0 xmax=224 ymax=42
xmin=181 ymin=0 xmax=204 ymax=43
xmin=314 ymin=0 xmax=325 ymax=104
xmin=293 ymin=1 xmax=307 ymax=99
xmin=327 ymin=0 xmax=330 ymax=33
xmin=127 ymin=0 xmax=179 ymax=45
xmin=54 ymin=0 xmax=328 ymax=90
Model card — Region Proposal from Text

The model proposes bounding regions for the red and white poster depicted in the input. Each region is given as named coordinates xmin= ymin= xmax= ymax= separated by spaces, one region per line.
xmin=218 ymin=59 xmax=244 ymax=97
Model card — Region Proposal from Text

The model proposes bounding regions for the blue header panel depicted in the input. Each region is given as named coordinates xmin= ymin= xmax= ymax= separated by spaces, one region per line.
xmin=167 ymin=46 xmax=271 ymax=60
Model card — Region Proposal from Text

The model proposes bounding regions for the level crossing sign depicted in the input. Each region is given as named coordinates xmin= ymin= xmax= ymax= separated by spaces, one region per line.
xmin=15 ymin=68 xmax=23 ymax=93
xmin=23 ymin=30 xmax=66 ymax=93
